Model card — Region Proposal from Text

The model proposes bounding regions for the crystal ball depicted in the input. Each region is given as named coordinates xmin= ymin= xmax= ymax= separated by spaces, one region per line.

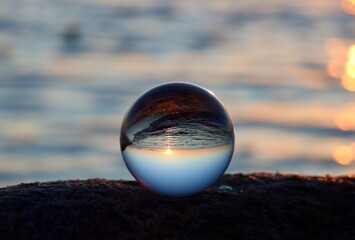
xmin=120 ymin=82 xmax=234 ymax=196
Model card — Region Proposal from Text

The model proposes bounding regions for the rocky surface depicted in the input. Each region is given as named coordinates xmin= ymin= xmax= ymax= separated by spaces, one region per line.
xmin=1 ymin=173 xmax=354 ymax=240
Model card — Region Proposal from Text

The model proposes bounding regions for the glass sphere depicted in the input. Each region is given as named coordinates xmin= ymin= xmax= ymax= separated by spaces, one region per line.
xmin=120 ymin=82 xmax=234 ymax=196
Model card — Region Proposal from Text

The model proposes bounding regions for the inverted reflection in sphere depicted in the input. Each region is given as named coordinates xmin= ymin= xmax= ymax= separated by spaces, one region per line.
xmin=120 ymin=82 xmax=234 ymax=196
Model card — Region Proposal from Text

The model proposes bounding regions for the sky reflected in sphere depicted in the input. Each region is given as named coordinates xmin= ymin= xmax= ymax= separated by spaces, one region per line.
xmin=120 ymin=82 xmax=235 ymax=196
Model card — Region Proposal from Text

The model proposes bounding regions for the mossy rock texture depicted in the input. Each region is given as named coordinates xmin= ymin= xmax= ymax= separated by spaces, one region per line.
xmin=1 ymin=173 xmax=354 ymax=240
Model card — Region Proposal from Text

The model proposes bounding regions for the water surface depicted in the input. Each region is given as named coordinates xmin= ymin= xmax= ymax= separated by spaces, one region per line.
xmin=0 ymin=0 xmax=354 ymax=187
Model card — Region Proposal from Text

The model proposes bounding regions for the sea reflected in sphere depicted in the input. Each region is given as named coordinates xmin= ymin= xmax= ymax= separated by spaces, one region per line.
xmin=120 ymin=82 xmax=235 ymax=196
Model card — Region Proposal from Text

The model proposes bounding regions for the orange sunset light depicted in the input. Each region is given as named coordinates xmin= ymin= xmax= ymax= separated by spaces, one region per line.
xmin=165 ymin=148 xmax=173 ymax=155
xmin=332 ymin=145 xmax=353 ymax=165
xmin=335 ymin=105 xmax=355 ymax=131
xmin=342 ymin=74 xmax=355 ymax=91
xmin=346 ymin=45 xmax=355 ymax=78
xmin=327 ymin=59 xmax=344 ymax=78
xmin=341 ymin=0 xmax=355 ymax=15
xmin=324 ymin=38 xmax=347 ymax=59
xmin=341 ymin=45 xmax=355 ymax=91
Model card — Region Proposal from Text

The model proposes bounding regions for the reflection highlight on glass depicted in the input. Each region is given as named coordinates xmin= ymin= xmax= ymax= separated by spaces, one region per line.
xmin=120 ymin=83 xmax=234 ymax=196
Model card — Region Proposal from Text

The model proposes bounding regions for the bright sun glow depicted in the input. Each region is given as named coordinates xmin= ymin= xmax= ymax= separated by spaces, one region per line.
xmin=346 ymin=45 xmax=355 ymax=78
xmin=339 ymin=45 xmax=355 ymax=92
xmin=165 ymin=148 xmax=173 ymax=155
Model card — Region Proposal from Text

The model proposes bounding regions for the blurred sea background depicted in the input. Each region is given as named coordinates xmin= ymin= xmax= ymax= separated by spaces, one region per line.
xmin=0 ymin=0 xmax=354 ymax=187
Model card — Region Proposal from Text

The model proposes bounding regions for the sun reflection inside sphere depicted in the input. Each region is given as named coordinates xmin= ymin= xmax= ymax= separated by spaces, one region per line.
xmin=120 ymin=82 xmax=234 ymax=197
xmin=165 ymin=148 xmax=173 ymax=155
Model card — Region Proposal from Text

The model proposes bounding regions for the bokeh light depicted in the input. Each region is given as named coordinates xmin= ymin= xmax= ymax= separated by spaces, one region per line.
xmin=325 ymin=40 xmax=355 ymax=92
xmin=341 ymin=0 xmax=355 ymax=15
xmin=325 ymin=38 xmax=347 ymax=59
xmin=340 ymin=45 xmax=355 ymax=91
xmin=334 ymin=105 xmax=355 ymax=131
xmin=332 ymin=145 xmax=353 ymax=165
xmin=346 ymin=45 xmax=355 ymax=78
xmin=341 ymin=74 xmax=355 ymax=91
xmin=327 ymin=59 xmax=344 ymax=79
